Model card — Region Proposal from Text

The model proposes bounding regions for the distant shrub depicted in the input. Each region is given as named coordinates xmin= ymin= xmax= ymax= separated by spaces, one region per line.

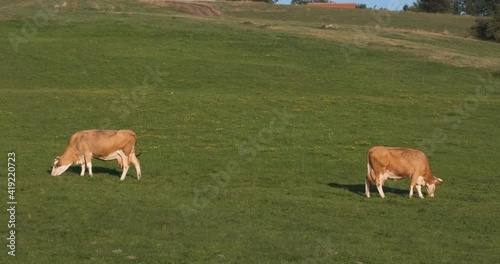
xmin=417 ymin=0 xmax=451 ymax=13
xmin=471 ymin=15 xmax=500 ymax=42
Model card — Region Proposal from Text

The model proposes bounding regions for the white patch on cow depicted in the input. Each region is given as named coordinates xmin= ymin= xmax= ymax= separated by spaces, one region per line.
xmin=77 ymin=156 xmax=85 ymax=165
xmin=416 ymin=176 xmax=425 ymax=185
xmin=415 ymin=176 xmax=425 ymax=198
xmin=87 ymin=161 xmax=93 ymax=177
xmin=376 ymin=171 xmax=404 ymax=198
xmin=426 ymin=177 xmax=438 ymax=198
xmin=375 ymin=173 xmax=386 ymax=199
xmin=51 ymin=164 xmax=71 ymax=176
xmin=380 ymin=170 xmax=403 ymax=181
xmin=118 ymin=150 xmax=129 ymax=181
xmin=80 ymin=163 xmax=86 ymax=176
xmin=365 ymin=177 xmax=371 ymax=198
xmin=99 ymin=150 xmax=123 ymax=161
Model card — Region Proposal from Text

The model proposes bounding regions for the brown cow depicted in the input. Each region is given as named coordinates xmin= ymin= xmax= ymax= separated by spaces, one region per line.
xmin=366 ymin=146 xmax=442 ymax=198
xmin=51 ymin=130 xmax=141 ymax=181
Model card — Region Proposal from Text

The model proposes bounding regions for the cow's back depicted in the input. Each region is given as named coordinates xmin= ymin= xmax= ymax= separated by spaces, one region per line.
xmin=367 ymin=146 xmax=392 ymax=168
xmin=79 ymin=130 xmax=137 ymax=156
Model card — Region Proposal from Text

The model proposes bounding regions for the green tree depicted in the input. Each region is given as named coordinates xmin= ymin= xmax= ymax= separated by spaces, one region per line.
xmin=405 ymin=2 xmax=421 ymax=11
xmin=451 ymin=0 xmax=466 ymax=14
xmin=417 ymin=0 xmax=452 ymax=13
xmin=485 ymin=0 xmax=500 ymax=15
xmin=472 ymin=4 xmax=500 ymax=41
xmin=466 ymin=0 xmax=487 ymax=15
xmin=458 ymin=0 xmax=499 ymax=15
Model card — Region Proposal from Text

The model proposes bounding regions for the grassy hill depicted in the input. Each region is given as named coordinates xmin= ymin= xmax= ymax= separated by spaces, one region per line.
xmin=1 ymin=1 xmax=499 ymax=263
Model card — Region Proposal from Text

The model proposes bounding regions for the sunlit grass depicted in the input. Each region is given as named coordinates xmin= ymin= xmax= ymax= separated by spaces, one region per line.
xmin=0 ymin=1 xmax=499 ymax=263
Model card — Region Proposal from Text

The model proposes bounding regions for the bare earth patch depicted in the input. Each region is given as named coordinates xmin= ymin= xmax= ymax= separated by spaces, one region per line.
xmin=0 ymin=0 xmax=38 ymax=11
xmin=0 ymin=14 xmax=15 ymax=20
xmin=134 ymin=0 xmax=221 ymax=17
xmin=0 ymin=0 xmax=39 ymax=19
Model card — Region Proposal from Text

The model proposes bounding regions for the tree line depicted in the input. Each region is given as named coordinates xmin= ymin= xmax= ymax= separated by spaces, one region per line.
xmin=404 ymin=0 xmax=499 ymax=16
xmin=404 ymin=1 xmax=499 ymax=42
xmin=284 ymin=0 xmax=498 ymax=14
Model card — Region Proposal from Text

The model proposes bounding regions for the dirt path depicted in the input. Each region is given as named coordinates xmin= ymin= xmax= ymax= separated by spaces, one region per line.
xmin=0 ymin=0 xmax=39 ymax=11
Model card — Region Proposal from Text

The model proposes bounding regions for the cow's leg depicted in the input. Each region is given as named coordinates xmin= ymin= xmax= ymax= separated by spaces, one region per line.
xmin=80 ymin=163 xmax=86 ymax=176
xmin=365 ymin=177 xmax=371 ymax=198
xmin=84 ymin=154 xmax=93 ymax=177
xmin=410 ymin=176 xmax=424 ymax=199
xmin=416 ymin=185 xmax=424 ymax=199
xmin=376 ymin=174 xmax=386 ymax=199
xmin=129 ymin=152 xmax=141 ymax=180
xmin=117 ymin=151 xmax=129 ymax=181
xmin=87 ymin=161 xmax=93 ymax=177
xmin=116 ymin=156 xmax=123 ymax=168
xmin=376 ymin=184 xmax=385 ymax=198
xmin=119 ymin=157 xmax=129 ymax=181
xmin=365 ymin=164 xmax=372 ymax=198
xmin=77 ymin=156 xmax=86 ymax=176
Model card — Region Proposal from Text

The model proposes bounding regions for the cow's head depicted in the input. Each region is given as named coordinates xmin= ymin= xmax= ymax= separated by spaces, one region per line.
xmin=425 ymin=177 xmax=443 ymax=197
xmin=51 ymin=156 xmax=71 ymax=176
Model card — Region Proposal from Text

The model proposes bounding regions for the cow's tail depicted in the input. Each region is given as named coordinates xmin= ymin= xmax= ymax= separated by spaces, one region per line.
xmin=366 ymin=150 xmax=375 ymax=183
xmin=132 ymin=132 xmax=141 ymax=158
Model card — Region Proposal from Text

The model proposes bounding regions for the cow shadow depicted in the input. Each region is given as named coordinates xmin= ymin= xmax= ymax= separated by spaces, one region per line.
xmin=328 ymin=182 xmax=408 ymax=197
xmin=48 ymin=166 xmax=122 ymax=178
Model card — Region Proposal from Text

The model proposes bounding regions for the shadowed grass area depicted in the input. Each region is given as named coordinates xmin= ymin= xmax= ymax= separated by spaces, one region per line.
xmin=1 ymin=1 xmax=499 ymax=263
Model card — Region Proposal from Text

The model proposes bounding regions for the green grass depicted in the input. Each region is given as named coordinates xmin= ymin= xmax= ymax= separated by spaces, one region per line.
xmin=219 ymin=2 xmax=476 ymax=35
xmin=1 ymin=1 xmax=500 ymax=263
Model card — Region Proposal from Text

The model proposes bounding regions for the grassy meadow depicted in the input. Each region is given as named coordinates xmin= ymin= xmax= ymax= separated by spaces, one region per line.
xmin=1 ymin=0 xmax=499 ymax=263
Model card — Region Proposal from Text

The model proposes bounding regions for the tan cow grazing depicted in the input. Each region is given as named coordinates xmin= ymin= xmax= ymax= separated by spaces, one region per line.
xmin=366 ymin=146 xmax=443 ymax=199
xmin=51 ymin=130 xmax=141 ymax=181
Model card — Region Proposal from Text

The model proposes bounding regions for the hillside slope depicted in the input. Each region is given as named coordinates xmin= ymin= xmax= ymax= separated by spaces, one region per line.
xmin=3 ymin=0 xmax=496 ymax=70
xmin=1 ymin=1 xmax=499 ymax=263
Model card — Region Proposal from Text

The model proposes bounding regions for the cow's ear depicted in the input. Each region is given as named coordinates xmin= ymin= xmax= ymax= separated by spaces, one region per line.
xmin=53 ymin=157 xmax=61 ymax=167
xmin=435 ymin=178 xmax=443 ymax=185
